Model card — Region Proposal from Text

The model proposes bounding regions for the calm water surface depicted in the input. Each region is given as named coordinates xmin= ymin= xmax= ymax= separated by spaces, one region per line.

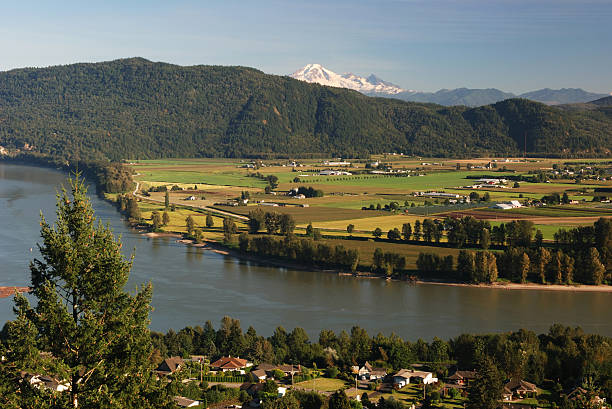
xmin=1 ymin=163 xmax=611 ymax=339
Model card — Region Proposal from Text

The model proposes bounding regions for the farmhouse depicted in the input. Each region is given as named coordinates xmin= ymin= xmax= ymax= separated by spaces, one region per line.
xmin=323 ymin=161 xmax=351 ymax=166
xmin=393 ymin=369 xmax=437 ymax=387
xmin=491 ymin=200 xmax=522 ymax=210
xmin=475 ymin=178 xmax=507 ymax=185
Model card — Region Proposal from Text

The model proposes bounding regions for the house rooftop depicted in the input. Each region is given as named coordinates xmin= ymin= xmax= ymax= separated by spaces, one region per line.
xmin=211 ymin=356 xmax=249 ymax=370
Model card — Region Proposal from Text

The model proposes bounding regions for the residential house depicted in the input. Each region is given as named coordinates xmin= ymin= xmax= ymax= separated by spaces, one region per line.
xmin=369 ymin=368 xmax=387 ymax=381
xmin=174 ymin=396 xmax=200 ymax=408
xmin=565 ymin=387 xmax=608 ymax=407
xmin=251 ymin=369 xmax=268 ymax=382
xmin=393 ymin=369 xmax=437 ymax=388
xmin=446 ymin=370 xmax=477 ymax=387
xmin=155 ymin=356 xmax=184 ymax=376
xmin=242 ymin=382 xmax=265 ymax=397
xmin=210 ymin=356 xmax=252 ymax=373
xmin=502 ymin=378 xmax=538 ymax=401
xmin=252 ymin=363 xmax=300 ymax=380
xmin=276 ymin=364 xmax=300 ymax=377
xmin=357 ymin=362 xmax=387 ymax=380
xmin=358 ymin=362 xmax=373 ymax=378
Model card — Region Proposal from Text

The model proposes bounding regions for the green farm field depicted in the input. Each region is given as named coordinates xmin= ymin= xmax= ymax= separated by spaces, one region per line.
xmin=135 ymin=169 xmax=266 ymax=188
xmin=128 ymin=157 xmax=612 ymax=237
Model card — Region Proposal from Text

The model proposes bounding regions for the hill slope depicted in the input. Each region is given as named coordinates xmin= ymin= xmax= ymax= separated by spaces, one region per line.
xmin=518 ymin=88 xmax=608 ymax=105
xmin=0 ymin=58 xmax=611 ymax=161
xmin=394 ymin=88 xmax=515 ymax=107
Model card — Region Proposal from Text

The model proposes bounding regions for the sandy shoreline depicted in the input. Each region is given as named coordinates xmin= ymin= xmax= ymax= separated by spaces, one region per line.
xmin=416 ymin=280 xmax=612 ymax=292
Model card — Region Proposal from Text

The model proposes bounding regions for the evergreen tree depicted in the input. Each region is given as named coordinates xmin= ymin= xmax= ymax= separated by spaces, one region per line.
xmin=329 ymin=390 xmax=351 ymax=409
xmin=206 ymin=214 xmax=214 ymax=228
xmin=162 ymin=211 xmax=170 ymax=226
xmin=467 ymin=357 xmax=503 ymax=409
xmin=347 ymin=224 xmax=355 ymax=235
xmin=4 ymin=176 xmax=169 ymax=408
xmin=164 ymin=190 xmax=170 ymax=209
xmin=562 ymin=192 xmax=570 ymax=204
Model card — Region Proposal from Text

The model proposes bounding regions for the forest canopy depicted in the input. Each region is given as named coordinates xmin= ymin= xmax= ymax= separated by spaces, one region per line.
xmin=1 ymin=58 xmax=611 ymax=161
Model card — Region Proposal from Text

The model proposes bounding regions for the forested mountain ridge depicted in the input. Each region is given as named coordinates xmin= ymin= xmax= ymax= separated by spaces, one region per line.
xmin=1 ymin=58 xmax=611 ymax=161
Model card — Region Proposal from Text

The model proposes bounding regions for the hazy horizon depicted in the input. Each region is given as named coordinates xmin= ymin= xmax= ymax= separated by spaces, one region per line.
xmin=2 ymin=0 xmax=611 ymax=94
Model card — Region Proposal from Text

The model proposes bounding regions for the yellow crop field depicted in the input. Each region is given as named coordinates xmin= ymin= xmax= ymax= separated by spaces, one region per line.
xmin=303 ymin=214 xmax=428 ymax=232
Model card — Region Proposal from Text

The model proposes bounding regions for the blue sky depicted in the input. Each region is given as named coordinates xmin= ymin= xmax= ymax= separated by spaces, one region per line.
xmin=1 ymin=0 xmax=611 ymax=93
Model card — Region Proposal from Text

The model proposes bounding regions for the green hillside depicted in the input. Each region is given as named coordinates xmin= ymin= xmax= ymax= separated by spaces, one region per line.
xmin=1 ymin=58 xmax=611 ymax=161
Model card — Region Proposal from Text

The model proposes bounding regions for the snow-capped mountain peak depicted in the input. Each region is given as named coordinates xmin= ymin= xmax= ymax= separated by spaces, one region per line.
xmin=290 ymin=64 xmax=407 ymax=95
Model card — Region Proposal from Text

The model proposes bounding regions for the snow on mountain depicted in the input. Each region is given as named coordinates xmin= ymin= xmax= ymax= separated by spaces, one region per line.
xmin=290 ymin=63 xmax=407 ymax=95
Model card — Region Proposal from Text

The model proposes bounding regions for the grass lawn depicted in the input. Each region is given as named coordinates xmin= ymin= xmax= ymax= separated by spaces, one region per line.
xmin=321 ymin=238 xmax=462 ymax=268
xmin=294 ymin=377 xmax=347 ymax=393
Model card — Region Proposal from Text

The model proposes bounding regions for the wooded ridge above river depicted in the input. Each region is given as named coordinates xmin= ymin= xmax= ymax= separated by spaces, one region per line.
xmin=1 ymin=58 xmax=612 ymax=161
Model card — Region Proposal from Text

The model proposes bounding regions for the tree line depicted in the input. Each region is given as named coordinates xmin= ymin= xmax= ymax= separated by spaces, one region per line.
xmin=152 ymin=317 xmax=612 ymax=405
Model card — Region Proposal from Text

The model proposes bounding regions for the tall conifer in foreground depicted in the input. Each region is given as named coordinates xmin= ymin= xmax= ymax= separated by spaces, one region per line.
xmin=4 ymin=176 xmax=170 ymax=408
xmin=467 ymin=356 xmax=504 ymax=409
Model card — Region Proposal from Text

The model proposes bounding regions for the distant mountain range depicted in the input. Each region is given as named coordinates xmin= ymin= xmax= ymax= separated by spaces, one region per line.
xmin=290 ymin=64 xmax=609 ymax=107
xmin=290 ymin=64 xmax=406 ymax=95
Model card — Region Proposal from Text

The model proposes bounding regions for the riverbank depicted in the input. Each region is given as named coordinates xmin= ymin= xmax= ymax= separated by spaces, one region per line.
xmin=416 ymin=279 xmax=612 ymax=292
xmin=141 ymin=231 xmax=612 ymax=293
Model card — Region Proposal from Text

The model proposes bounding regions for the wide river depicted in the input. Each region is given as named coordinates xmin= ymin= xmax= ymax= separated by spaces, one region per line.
xmin=1 ymin=163 xmax=611 ymax=339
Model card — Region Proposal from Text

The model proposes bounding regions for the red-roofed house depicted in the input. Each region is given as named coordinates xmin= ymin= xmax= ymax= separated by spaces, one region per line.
xmin=210 ymin=356 xmax=253 ymax=373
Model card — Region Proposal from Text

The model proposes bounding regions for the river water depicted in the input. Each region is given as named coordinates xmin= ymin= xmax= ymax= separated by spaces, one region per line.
xmin=1 ymin=163 xmax=611 ymax=340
